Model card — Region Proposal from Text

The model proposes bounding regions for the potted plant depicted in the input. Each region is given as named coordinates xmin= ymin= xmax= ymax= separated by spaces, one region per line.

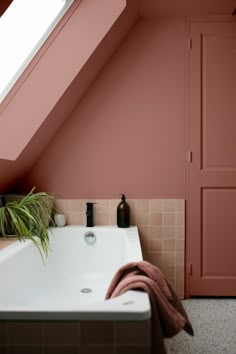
xmin=0 ymin=188 xmax=54 ymax=257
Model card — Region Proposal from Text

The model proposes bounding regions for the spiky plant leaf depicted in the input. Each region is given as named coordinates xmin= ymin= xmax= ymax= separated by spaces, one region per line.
xmin=0 ymin=188 xmax=54 ymax=259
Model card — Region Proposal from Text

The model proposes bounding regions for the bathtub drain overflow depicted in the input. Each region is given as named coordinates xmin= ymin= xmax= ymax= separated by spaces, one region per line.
xmin=81 ymin=288 xmax=92 ymax=293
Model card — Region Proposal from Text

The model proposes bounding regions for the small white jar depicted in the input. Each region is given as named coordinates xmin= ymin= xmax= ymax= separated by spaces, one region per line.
xmin=54 ymin=213 xmax=66 ymax=227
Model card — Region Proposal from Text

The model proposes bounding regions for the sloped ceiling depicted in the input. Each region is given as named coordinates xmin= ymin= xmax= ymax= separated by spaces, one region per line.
xmin=0 ymin=0 xmax=139 ymax=193
xmin=0 ymin=0 xmax=127 ymax=161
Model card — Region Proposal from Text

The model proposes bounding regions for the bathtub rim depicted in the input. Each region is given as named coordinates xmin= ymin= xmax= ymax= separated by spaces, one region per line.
xmin=0 ymin=225 xmax=151 ymax=321
xmin=0 ymin=291 xmax=151 ymax=321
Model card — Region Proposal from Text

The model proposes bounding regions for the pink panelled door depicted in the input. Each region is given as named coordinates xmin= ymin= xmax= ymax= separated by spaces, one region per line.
xmin=189 ymin=20 xmax=236 ymax=295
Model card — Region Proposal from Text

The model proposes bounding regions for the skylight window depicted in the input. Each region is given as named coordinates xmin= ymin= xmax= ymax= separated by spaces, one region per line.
xmin=0 ymin=0 xmax=74 ymax=103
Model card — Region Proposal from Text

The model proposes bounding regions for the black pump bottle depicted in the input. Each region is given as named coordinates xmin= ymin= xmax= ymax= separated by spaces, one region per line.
xmin=117 ymin=194 xmax=130 ymax=228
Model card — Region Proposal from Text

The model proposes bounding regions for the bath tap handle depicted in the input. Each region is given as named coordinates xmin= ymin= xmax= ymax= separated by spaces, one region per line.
xmin=86 ymin=202 xmax=97 ymax=211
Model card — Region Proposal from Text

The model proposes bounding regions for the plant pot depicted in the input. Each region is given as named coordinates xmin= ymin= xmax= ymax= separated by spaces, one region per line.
xmin=54 ymin=213 xmax=66 ymax=227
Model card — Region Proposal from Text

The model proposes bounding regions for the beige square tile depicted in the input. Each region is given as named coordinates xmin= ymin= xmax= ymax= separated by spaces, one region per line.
xmin=168 ymin=278 xmax=176 ymax=291
xmin=175 ymin=213 xmax=184 ymax=226
xmin=138 ymin=225 xmax=150 ymax=239
xmin=136 ymin=199 xmax=149 ymax=212
xmin=95 ymin=200 xmax=109 ymax=213
xmin=175 ymin=226 xmax=185 ymax=239
xmin=162 ymin=252 xmax=175 ymax=266
xmin=146 ymin=252 xmax=162 ymax=268
xmin=176 ymin=288 xmax=184 ymax=300
xmin=162 ymin=213 xmax=175 ymax=225
xmin=150 ymin=226 xmax=162 ymax=239
xmin=162 ymin=226 xmax=175 ymax=238
xmin=109 ymin=199 xmax=120 ymax=213
xmin=127 ymin=199 xmax=136 ymax=211
xmin=140 ymin=237 xmax=150 ymax=255
xmin=176 ymin=239 xmax=185 ymax=252
xmin=149 ymin=199 xmax=162 ymax=213
xmin=70 ymin=212 xmax=84 ymax=225
xmin=175 ymin=199 xmax=185 ymax=212
xmin=176 ymin=266 xmax=184 ymax=299
xmin=163 ymin=239 xmax=175 ymax=252
xmin=176 ymin=266 xmax=184 ymax=281
xmin=161 ymin=266 xmax=175 ymax=279
xmin=130 ymin=212 xmax=136 ymax=225
xmin=94 ymin=213 xmax=109 ymax=225
xmin=109 ymin=212 xmax=116 ymax=225
xmin=150 ymin=213 xmax=162 ymax=225
xmin=54 ymin=199 xmax=71 ymax=214
xmin=149 ymin=238 xmax=162 ymax=252
xmin=142 ymin=250 xmax=149 ymax=260
xmin=176 ymin=252 xmax=184 ymax=266
xmin=82 ymin=213 xmax=87 ymax=225
xmin=162 ymin=199 xmax=175 ymax=212
xmin=71 ymin=199 xmax=83 ymax=212
xmin=136 ymin=211 xmax=149 ymax=226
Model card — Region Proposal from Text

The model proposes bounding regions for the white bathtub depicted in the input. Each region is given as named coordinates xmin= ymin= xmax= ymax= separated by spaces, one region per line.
xmin=0 ymin=226 xmax=151 ymax=321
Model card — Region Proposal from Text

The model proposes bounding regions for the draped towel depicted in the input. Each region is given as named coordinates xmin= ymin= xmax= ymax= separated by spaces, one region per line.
xmin=105 ymin=261 xmax=194 ymax=354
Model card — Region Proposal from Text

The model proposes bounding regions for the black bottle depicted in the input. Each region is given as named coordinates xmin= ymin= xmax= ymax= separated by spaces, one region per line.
xmin=117 ymin=194 xmax=130 ymax=228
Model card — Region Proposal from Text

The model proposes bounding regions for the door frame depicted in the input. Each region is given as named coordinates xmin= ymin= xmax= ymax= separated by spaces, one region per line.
xmin=184 ymin=15 xmax=236 ymax=298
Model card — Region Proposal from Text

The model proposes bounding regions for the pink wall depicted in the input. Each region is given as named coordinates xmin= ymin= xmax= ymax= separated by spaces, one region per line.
xmin=0 ymin=0 xmax=126 ymax=161
xmin=19 ymin=17 xmax=187 ymax=198
xmin=139 ymin=0 xmax=234 ymax=17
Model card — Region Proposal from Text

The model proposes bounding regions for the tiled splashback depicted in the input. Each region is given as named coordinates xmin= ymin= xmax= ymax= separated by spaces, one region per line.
xmin=55 ymin=198 xmax=185 ymax=299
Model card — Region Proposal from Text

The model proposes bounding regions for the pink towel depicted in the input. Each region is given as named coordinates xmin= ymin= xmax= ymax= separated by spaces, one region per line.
xmin=105 ymin=261 xmax=194 ymax=354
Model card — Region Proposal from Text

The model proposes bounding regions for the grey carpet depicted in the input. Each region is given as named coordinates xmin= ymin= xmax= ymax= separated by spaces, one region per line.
xmin=165 ymin=298 xmax=236 ymax=354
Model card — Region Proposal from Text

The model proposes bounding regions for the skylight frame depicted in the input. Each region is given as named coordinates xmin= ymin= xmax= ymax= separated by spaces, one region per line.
xmin=0 ymin=0 xmax=75 ymax=104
